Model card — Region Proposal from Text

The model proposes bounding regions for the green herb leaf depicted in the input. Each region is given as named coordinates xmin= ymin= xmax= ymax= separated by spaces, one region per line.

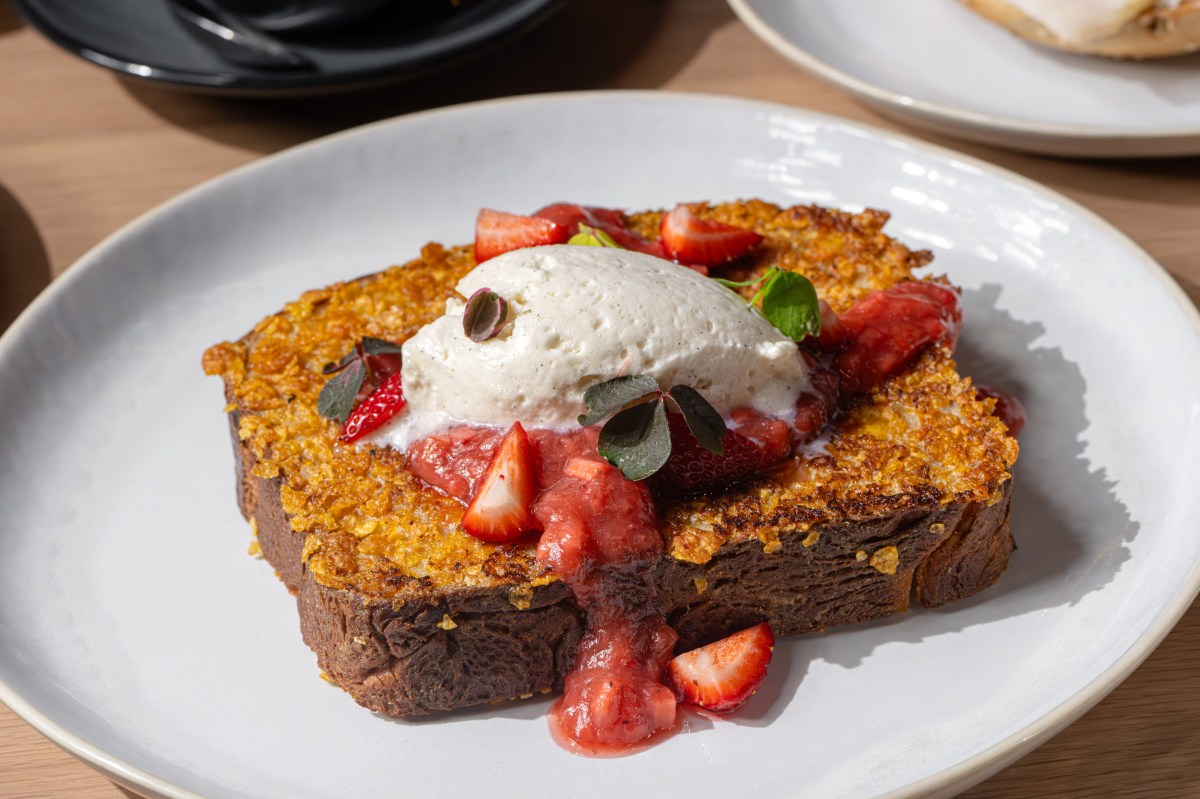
xmin=568 ymin=224 xmax=623 ymax=248
xmin=759 ymin=270 xmax=821 ymax=342
xmin=598 ymin=399 xmax=671 ymax=481
xmin=667 ymin=384 xmax=726 ymax=456
xmin=579 ymin=374 xmax=660 ymax=426
xmin=462 ymin=287 xmax=510 ymax=342
xmin=361 ymin=336 xmax=403 ymax=356
xmin=317 ymin=358 xmax=365 ymax=423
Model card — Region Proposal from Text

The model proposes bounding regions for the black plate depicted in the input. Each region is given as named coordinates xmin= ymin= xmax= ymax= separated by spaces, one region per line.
xmin=12 ymin=0 xmax=571 ymax=94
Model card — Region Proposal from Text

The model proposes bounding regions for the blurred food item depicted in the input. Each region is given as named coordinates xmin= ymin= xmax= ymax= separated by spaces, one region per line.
xmin=959 ymin=0 xmax=1200 ymax=58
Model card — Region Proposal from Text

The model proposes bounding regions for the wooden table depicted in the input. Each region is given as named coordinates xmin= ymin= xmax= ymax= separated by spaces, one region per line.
xmin=2 ymin=0 xmax=1199 ymax=796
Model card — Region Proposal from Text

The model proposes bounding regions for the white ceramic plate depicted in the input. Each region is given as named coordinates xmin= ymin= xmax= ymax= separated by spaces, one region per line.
xmin=2 ymin=92 xmax=1200 ymax=799
xmin=729 ymin=0 xmax=1200 ymax=157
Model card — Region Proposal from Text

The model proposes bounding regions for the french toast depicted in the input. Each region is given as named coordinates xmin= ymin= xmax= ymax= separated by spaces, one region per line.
xmin=203 ymin=200 xmax=1017 ymax=717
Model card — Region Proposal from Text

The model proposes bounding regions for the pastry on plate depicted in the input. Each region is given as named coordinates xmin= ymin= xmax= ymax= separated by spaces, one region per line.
xmin=960 ymin=0 xmax=1200 ymax=58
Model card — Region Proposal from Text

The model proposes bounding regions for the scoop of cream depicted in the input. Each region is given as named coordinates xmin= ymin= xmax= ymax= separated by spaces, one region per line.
xmin=371 ymin=245 xmax=810 ymax=451
xmin=1005 ymin=0 xmax=1177 ymax=44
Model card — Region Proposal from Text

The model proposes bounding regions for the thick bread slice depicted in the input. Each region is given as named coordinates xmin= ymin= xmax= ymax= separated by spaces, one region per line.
xmin=205 ymin=200 xmax=1018 ymax=717
xmin=960 ymin=0 xmax=1200 ymax=59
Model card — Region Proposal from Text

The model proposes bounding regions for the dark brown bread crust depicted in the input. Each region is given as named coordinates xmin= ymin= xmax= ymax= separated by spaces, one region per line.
xmin=234 ymin=408 xmax=1013 ymax=716
xmin=916 ymin=491 xmax=1014 ymax=608
xmin=660 ymin=486 xmax=1013 ymax=646
xmin=235 ymin=410 xmax=585 ymax=715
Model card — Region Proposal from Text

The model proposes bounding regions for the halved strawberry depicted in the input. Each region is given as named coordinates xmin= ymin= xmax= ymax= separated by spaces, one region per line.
xmin=653 ymin=413 xmax=768 ymax=495
xmin=667 ymin=622 xmax=775 ymax=713
xmin=340 ymin=373 xmax=406 ymax=443
xmin=474 ymin=209 xmax=570 ymax=263
xmin=659 ymin=205 xmax=763 ymax=267
xmin=461 ymin=422 xmax=541 ymax=542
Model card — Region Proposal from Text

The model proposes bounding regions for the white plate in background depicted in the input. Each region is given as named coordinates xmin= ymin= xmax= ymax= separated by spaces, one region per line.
xmin=729 ymin=0 xmax=1200 ymax=157
xmin=2 ymin=92 xmax=1200 ymax=799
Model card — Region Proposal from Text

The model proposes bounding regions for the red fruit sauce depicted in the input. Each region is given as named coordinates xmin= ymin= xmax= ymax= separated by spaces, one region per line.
xmin=815 ymin=282 xmax=962 ymax=394
xmin=408 ymin=426 xmax=679 ymax=753
xmin=401 ymin=279 xmax=1020 ymax=754
xmin=974 ymin=385 xmax=1027 ymax=437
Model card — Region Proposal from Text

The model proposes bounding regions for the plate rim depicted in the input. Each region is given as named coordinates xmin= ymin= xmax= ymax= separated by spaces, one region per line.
xmin=2 ymin=89 xmax=1200 ymax=799
xmin=9 ymin=0 xmax=570 ymax=93
xmin=727 ymin=0 xmax=1200 ymax=145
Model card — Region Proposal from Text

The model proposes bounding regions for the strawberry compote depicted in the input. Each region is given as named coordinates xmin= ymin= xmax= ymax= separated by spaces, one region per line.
xmin=399 ymin=279 xmax=1005 ymax=753
xmin=813 ymin=282 xmax=962 ymax=394
xmin=407 ymin=425 xmax=679 ymax=752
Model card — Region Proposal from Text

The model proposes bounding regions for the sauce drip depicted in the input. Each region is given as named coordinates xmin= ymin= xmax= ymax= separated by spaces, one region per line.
xmin=407 ymin=426 xmax=678 ymax=751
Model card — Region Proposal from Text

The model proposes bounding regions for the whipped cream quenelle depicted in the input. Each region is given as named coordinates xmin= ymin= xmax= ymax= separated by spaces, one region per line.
xmin=1006 ymin=0 xmax=1179 ymax=44
xmin=371 ymin=245 xmax=811 ymax=450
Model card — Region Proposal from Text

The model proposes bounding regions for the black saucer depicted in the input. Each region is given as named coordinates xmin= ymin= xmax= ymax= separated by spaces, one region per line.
xmin=12 ymin=0 xmax=571 ymax=94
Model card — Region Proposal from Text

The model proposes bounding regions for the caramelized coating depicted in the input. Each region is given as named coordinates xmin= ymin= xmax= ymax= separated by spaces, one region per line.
xmin=662 ymin=352 xmax=1016 ymax=564
xmin=203 ymin=201 xmax=1016 ymax=600
xmin=627 ymin=199 xmax=933 ymax=312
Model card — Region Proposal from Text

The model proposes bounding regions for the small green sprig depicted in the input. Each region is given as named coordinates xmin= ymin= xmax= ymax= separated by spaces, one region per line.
xmin=578 ymin=375 xmax=726 ymax=481
xmin=714 ymin=266 xmax=821 ymax=342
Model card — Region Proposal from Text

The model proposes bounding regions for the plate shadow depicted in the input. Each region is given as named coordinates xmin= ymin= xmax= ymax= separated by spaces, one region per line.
xmin=817 ymin=282 xmax=1138 ymax=669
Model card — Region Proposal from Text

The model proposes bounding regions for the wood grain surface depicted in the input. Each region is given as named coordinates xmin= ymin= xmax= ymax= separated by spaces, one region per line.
xmin=1 ymin=0 xmax=1199 ymax=796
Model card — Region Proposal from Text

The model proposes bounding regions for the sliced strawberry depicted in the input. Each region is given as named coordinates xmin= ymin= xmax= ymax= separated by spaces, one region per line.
xmin=975 ymin=385 xmax=1026 ymax=437
xmin=812 ymin=299 xmax=849 ymax=351
xmin=653 ymin=413 xmax=768 ymax=495
xmin=340 ymin=373 xmax=406 ymax=443
xmin=533 ymin=203 xmax=665 ymax=257
xmin=474 ymin=208 xmax=569 ymax=263
xmin=532 ymin=202 xmax=589 ymax=229
xmin=667 ymin=622 xmax=775 ymax=713
xmin=896 ymin=281 xmax=963 ymax=347
xmin=461 ymin=422 xmax=541 ymax=543
xmin=819 ymin=281 xmax=962 ymax=395
xmin=659 ymin=205 xmax=763 ymax=268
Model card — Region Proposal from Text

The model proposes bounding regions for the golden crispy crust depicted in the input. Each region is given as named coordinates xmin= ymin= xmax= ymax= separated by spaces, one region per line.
xmin=203 ymin=200 xmax=1017 ymax=603
xmin=960 ymin=0 xmax=1200 ymax=59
